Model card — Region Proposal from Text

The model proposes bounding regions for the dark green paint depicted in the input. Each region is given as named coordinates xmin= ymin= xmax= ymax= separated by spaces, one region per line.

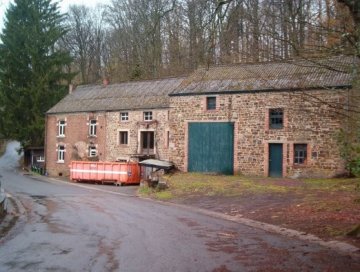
xmin=188 ymin=122 xmax=234 ymax=175
xmin=269 ymin=144 xmax=283 ymax=177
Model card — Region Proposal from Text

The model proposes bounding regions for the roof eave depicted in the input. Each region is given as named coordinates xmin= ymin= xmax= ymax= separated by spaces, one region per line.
xmin=169 ymin=84 xmax=352 ymax=97
xmin=46 ymin=105 xmax=171 ymax=115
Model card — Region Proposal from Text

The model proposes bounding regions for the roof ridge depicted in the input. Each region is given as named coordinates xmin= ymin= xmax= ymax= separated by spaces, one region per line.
xmin=76 ymin=76 xmax=187 ymax=89
xmin=196 ymin=55 xmax=353 ymax=70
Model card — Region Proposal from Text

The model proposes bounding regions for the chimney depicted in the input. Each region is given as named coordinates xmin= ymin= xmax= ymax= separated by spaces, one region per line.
xmin=103 ymin=78 xmax=109 ymax=86
xmin=69 ymin=84 xmax=74 ymax=94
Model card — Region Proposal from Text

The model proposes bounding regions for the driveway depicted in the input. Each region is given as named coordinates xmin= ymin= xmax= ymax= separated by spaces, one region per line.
xmin=0 ymin=142 xmax=359 ymax=271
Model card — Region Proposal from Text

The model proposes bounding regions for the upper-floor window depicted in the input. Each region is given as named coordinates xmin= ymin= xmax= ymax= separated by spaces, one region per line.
xmin=120 ymin=112 xmax=129 ymax=121
xmin=269 ymin=108 xmax=283 ymax=129
xmin=88 ymin=146 xmax=97 ymax=157
xmin=57 ymin=145 xmax=65 ymax=162
xmin=119 ymin=131 xmax=128 ymax=145
xmin=144 ymin=111 xmax=152 ymax=121
xmin=206 ymin=97 xmax=216 ymax=110
xmin=89 ymin=119 xmax=97 ymax=136
xmin=294 ymin=144 xmax=307 ymax=164
xmin=58 ymin=120 xmax=66 ymax=137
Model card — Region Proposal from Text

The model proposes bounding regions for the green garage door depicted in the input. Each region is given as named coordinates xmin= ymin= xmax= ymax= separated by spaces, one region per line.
xmin=188 ymin=122 xmax=234 ymax=174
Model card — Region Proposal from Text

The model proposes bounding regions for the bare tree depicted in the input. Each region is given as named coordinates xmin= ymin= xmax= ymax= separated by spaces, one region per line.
xmin=62 ymin=5 xmax=106 ymax=84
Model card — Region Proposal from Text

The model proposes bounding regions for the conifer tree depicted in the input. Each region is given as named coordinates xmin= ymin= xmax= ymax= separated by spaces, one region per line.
xmin=0 ymin=0 xmax=73 ymax=147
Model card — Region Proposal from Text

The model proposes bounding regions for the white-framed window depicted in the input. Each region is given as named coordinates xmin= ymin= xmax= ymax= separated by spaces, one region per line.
xmin=88 ymin=146 xmax=97 ymax=157
xmin=269 ymin=108 xmax=284 ymax=129
xmin=89 ymin=119 xmax=97 ymax=136
xmin=144 ymin=111 xmax=152 ymax=121
xmin=120 ymin=112 xmax=129 ymax=121
xmin=57 ymin=145 xmax=65 ymax=162
xmin=58 ymin=120 xmax=66 ymax=137
xmin=36 ymin=156 xmax=45 ymax=162
xmin=294 ymin=144 xmax=307 ymax=164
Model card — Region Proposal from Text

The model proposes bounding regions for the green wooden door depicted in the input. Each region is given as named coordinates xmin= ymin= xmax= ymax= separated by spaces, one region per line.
xmin=269 ymin=143 xmax=283 ymax=177
xmin=188 ymin=122 xmax=234 ymax=174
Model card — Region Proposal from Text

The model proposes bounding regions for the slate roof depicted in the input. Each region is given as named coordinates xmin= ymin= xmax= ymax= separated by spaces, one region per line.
xmin=47 ymin=77 xmax=185 ymax=114
xmin=170 ymin=56 xmax=357 ymax=96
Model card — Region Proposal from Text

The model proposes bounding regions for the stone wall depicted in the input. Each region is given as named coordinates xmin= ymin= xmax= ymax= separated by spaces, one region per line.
xmin=105 ymin=109 xmax=171 ymax=161
xmin=169 ymin=89 xmax=348 ymax=178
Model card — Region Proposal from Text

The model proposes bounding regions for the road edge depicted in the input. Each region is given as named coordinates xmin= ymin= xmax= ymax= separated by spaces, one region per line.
xmin=31 ymin=173 xmax=360 ymax=258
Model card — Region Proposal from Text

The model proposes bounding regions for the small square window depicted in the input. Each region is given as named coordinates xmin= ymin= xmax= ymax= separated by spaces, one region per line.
xmin=88 ymin=146 xmax=97 ymax=157
xmin=58 ymin=120 xmax=66 ymax=137
xmin=206 ymin=97 xmax=216 ymax=110
xmin=120 ymin=112 xmax=129 ymax=121
xmin=144 ymin=111 xmax=152 ymax=121
xmin=89 ymin=119 xmax=97 ymax=136
xmin=269 ymin=108 xmax=283 ymax=129
xmin=119 ymin=131 xmax=128 ymax=145
xmin=294 ymin=144 xmax=307 ymax=164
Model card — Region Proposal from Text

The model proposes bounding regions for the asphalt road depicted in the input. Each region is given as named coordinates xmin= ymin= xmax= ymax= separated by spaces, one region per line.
xmin=0 ymin=142 xmax=359 ymax=272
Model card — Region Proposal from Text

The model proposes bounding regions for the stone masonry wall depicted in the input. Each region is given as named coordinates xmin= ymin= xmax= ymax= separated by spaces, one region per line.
xmin=45 ymin=112 xmax=107 ymax=177
xmin=106 ymin=109 xmax=171 ymax=161
xmin=169 ymin=89 xmax=348 ymax=178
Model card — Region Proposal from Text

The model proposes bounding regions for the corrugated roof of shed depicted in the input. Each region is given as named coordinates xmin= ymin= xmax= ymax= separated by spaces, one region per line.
xmin=47 ymin=77 xmax=185 ymax=114
xmin=170 ymin=56 xmax=356 ymax=96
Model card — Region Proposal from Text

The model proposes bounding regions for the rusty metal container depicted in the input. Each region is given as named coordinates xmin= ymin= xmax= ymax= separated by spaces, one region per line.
xmin=69 ymin=161 xmax=140 ymax=185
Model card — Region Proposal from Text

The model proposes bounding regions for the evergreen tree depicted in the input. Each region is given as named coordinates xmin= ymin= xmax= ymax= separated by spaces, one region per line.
xmin=0 ymin=0 xmax=73 ymax=147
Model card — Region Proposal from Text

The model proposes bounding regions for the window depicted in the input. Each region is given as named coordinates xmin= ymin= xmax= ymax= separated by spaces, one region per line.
xmin=88 ymin=146 xmax=97 ymax=157
xmin=57 ymin=145 xmax=65 ymax=162
xmin=294 ymin=144 xmax=307 ymax=164
xmin=206 ymin=97 xmax=216 ymax=110
xmin=119 ymin=131 xmax=128 ymax=145
xmin=58 ymin=120 xmax=66 ymax=137
xmin=36 ymin=156 xmax=45 ymax=162
xmin=120 ymin=112 xmax=129 ymax=121
xmin=166 ymin=130 xmax=170 ymax=148
xmin=144 ymin=111 xmax=152 ymax=121
xmin=89 ymin=119 xmax=97 ymax=136
xmin=269 ymin=108 xmax=283 ymax=129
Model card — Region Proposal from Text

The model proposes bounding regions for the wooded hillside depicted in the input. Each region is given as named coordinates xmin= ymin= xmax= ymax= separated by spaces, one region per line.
xmin=60 ymin=0 xmax=357 ymax=84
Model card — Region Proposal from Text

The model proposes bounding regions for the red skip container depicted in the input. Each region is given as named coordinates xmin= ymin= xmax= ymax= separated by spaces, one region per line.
xmin=69 ymin=161 xmax=140 ymax=185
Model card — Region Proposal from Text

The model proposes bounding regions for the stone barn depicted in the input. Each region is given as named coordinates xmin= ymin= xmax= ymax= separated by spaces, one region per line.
xmin=168 ymin=57 xmax=355 ymax=178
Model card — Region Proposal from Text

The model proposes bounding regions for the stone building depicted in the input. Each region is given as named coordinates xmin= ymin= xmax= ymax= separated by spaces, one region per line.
xmin=45 ymin=78 xmax=183 ymax=177
xmin=45 ymin=57 xmax=355 ymax=178
xmin=168 ymin=57 xmax=355 ymax=178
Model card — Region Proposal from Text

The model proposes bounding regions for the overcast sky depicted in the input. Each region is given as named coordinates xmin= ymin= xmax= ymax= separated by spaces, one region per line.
xmin=0 ymin=0 xmax=109 ymax=32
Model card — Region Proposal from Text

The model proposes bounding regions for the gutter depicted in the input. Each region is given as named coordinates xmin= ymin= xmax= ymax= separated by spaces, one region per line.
xmin=46 ymin=106 xmax=172 ymax=116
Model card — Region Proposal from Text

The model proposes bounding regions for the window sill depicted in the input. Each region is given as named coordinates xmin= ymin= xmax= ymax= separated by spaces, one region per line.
xmin=293 ymin=163 xmax=308 ymax=168
xmin=57 ymin=135 xmax=65 ymax=138
xmin=88 ymin=135 xmax=97 ymax=138
xmin=269 ymin=127 xmax=284 ymax=130
xmin=57 ymin=161 xmax=65 ymax=164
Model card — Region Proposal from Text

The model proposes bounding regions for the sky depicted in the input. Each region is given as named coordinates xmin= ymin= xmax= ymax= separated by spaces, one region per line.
xmin=0 ymin=0 xmax=108 ymax=31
